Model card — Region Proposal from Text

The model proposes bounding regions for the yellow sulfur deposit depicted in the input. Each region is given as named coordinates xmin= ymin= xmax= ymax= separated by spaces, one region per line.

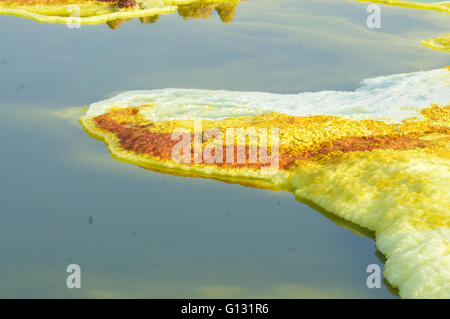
xmin=422 ymin=34 xmax=450 ymax=52
xmin=357 ymin=0 xmax=450 ymax=52
xmin=0 ymin=0 xmax=242 ymax=26
xmin=357 ymin=0 xmax=450 ymax=13
xmin=80 ymin=68 xmax=450 ymax=298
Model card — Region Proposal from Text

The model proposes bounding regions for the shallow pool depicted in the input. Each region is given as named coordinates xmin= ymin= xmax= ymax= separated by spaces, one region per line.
xmin=0 ymin=0 xmax=448 ymax=298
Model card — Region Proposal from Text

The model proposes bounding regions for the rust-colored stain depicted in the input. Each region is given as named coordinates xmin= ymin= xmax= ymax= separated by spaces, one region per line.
xmin=279 ymin=136 xmax=427 ymax=168
xmin=317 ymin=135 xmax=425 ymax=154
xmin=93 ymin=106 xmax=438 ymax=170
xmin=94 ymin=110 xmax=278 ymax=168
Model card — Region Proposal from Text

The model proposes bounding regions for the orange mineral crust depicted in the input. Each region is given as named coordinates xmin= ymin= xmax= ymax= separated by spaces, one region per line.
xmin=88 ymin=104 xmax=448 ymax=171
xmin=177 ymin=1 xmax=237 ymax=22
xmin=93 ymin=108 xmax=278 ymax=169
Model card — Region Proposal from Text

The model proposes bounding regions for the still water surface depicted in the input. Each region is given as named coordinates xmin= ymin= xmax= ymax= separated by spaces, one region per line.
xmin=0 ymin=0 xmax=449 ymax=298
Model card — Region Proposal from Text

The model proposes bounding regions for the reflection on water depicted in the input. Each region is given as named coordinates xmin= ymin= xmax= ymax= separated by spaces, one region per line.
xmin=0 ymin=0 xmax=448 ymax=298
xmin=178 ymin=1 xmax=237 ymax=23
xmin=297 ymin=196 xmax=400 ymax=297
xmin=0 ymin=0 xmax=242 ymax=28
xmin=0 ymin=0 xmax=447 ymax=50
xmin=0 ymin=104 xmax=397 ymax=298
xmin=107 ymin=1 xmax=239 ymax=29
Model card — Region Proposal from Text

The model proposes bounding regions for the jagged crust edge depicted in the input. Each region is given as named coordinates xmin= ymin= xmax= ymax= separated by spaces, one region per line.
xmin=422 ymin=34 xmax=450 ymax=53
xmin=79 ymin=115 xmax=284 ymax=190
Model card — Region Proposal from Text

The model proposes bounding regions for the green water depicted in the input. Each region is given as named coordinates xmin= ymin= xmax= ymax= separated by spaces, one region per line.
xmin=0 ymin=0 xmax=448 ymax=298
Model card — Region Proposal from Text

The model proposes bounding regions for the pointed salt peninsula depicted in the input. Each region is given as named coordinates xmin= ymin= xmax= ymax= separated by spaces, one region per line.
xmin=81 ymin=67 xmax=450 ymax=298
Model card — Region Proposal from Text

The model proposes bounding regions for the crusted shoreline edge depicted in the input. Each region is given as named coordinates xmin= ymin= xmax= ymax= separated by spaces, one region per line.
xmin=80 ymin=114 xmax=450 ymax=298
xmin=79 ymin=68 xmax=449 ymax=298
xmin=80 ymin=115 xmax=284 ymax=190
xmin=0 ymin=0 xmax=240 ymax=25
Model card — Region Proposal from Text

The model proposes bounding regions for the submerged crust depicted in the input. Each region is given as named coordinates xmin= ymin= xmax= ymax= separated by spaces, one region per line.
xmin=422 ymin=34 xmax=450 ymax=53
xmin=80 ymin=68 xmax=450 ymax=298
